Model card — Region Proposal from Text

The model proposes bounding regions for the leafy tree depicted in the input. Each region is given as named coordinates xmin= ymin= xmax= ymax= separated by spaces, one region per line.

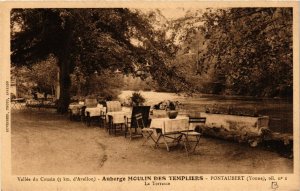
xmin=166 ymin=8 xmax=293 ymax=97
xmin=11 ymin=66 xmax=33 ymax=98
xmin=122 ymin=75 xmax=157 ymax=91
xmin=70 ymin=67 xmax=124 ymax=101
xmin=11 ymin=8 xmax=191 ymax=113
xmin=11 ymin=56 xmax=58 ymax=99
xmin=30 ymin=56 xmax=58 ymax=98
xmin=200 ymin=8 xmax=293 ymax=97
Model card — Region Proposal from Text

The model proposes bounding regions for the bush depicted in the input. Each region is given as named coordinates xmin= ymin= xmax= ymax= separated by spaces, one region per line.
xmin=11 ymin=93 xmax=16 ymax=99
xmin=129 ymin=91 xmax=146 ymax=106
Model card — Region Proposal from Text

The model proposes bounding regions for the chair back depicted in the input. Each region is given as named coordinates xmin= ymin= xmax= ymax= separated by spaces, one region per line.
xmin=106 ymin=101 xmax=122 ymax=112
xmin=131 ymin=106 xmax=151 ymax=129
xmin=189 ymin=117 xmax=206 ymax=123
xmin=135 ymin=113 xmax=145 ymax=129
xmin=85 ymin=98 xmax=98 ymax=108
xmin=189 ymin=117 xmax=206 ymax=132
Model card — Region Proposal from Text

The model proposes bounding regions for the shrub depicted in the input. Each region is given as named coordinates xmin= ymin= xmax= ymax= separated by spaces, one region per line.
xmin=11 ymin=93 xmax=16 ymax=99
xmin=129 ymin=91 xmax=146 ymax=106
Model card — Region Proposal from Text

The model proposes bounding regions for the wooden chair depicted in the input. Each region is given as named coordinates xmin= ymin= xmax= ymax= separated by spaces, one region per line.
xmin=125 ymin=106 xmax=151 ymax=140
xmin=127 ymin=112 xmax=156 ymax=148
xmin=181 ymin=117 xmax=206 ymax=156
xmin=140 ymin=118 xmax=156 ymax=148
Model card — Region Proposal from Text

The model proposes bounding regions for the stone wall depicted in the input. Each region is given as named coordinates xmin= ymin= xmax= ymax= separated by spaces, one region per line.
xmin=199 ymin=112 xmax=270 ymax=147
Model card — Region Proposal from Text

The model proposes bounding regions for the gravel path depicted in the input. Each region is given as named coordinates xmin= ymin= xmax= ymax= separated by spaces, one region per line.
xmin=11 ymin=110 xmax=293 ymax=175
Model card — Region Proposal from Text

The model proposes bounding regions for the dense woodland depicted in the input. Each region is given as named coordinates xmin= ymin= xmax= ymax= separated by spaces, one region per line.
xmin=11 ymin=8 xmax=293 ymax=113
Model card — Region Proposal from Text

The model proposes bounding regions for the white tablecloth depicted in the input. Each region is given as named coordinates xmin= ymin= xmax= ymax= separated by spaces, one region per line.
xmin=107 ymin=111 xmax=131 ymax=124
xmin=150 ymin=116 xmax=189 ymax=134
xmin=85 ymin=107 xmax=106 ymax=117
xmin=69 ymin=104 xmax=83 ymax=109
xmin=68 ymin=104 xmax=84 ymax=115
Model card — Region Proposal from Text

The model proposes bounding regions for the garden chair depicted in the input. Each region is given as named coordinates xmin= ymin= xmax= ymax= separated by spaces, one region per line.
xmin=106 ymin=101 xmax=122 ymax=112
xmin=68 ymin=102 xmax=84 ymax=121
xmin=108 ymin=112 xmax=127 ymax=136
xmin=106 ymin=101 xmax=122 ymax=132
xmin=181 ymin=117 xmax=206 ymax=156
xmin=140 ymin=117 xmax=157 ymax=148
xmin=125 ymin=106 xmax=151 ymax=140
xmin=83 ymin=98 xmax=98 ymax=126
xmin=85 ymin=98 xmax=98 ymax=107
xmin=127 ymin=112 xmax=156 ymax=148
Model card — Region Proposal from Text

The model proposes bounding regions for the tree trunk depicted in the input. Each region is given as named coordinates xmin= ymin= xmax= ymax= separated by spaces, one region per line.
xmin=56 ymin=14 xmax=73 ymax=114
xmin=57 ymin=58 xmax=71 ymax=114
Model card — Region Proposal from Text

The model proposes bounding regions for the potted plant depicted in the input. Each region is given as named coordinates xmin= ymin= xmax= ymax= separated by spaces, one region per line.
xmin=167 ymin=101 xmax=178 ymax=119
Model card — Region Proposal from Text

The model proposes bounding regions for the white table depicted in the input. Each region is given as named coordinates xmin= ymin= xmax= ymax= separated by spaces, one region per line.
xmin=83 ymin=107 xmax=106 ymax=126
xmin=150 ymin=116 xmax=189 ymax=134
xmin=85 ymin=107 xmax=106 ymax=117
xmin=150 ymin=116 xmax=189 ymax=151
xmin=107 ymin=111 xmax=131 ymax=123
xmin=68 ymin=104 xmax=84 ymax=115
xmin=106 ymin=111 xmax=131 ymax=135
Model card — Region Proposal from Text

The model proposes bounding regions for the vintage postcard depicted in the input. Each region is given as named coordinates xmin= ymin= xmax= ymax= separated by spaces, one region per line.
xmin=1 ymin=1 xmax=299 ymax=191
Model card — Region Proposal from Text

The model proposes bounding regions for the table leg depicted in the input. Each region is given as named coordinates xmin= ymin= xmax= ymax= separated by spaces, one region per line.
xmin=86 ymin=112 xmax=91 ymax=126
xmin=182 ymin=133 xmax=201 ymax=156
xmin=175 ymin=134 xmax=183 ymax=147
xmin=191 ymin=136 xmax=201 ymax=153
xmin=182 ymin=134 xmax=190 ymax=155
xmin=162 ymin=135 xmax=170 ymax=152
xmin=154 ymin=134 xmax=162 ymax=148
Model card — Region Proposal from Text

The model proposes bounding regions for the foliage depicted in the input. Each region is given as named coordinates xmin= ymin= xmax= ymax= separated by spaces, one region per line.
xmin=10 ymin=93 xmax=16 ymax=99
xmin=11 ymin=56 xmax=58 ymax=98
xmin=200 ymin=8 xmax=293 ymax=97
xmin=70 ymin=68 xmax=123 ymax=101
xmin=128 ymin=91 xmax=146 ymax=106
xmin=153 ymin=100 xmax=181 ymax=110
xmin=11 ymin=66 xmax=33 ymax=98
xmin=11 ymin=7 xmax=292 ymax=116
xmin=30 ymin=56 xmax=58 ymax=97
xmin=167 ymin=8 xmax=293 ymax=97
xmin=122 ymin=75 xmax=157 ymax=91
xmin=11 ymin=8 xmax=192 ymax=113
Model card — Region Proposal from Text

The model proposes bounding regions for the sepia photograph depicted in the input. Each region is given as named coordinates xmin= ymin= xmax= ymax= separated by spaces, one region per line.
xmin=1 ymin=1 xmax=299 ymax=191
